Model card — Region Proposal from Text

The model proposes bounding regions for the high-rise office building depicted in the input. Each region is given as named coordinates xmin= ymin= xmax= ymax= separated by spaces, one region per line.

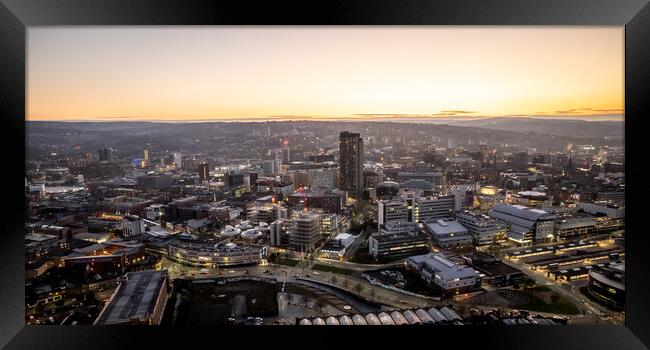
xmin=309 ymin=168 xmax=336 ymax=189
xmin=198 ymin=162 xmax=209 ymax=182
xmin=284 ymin=145 xmax=291 ymax=163
xmin=143 ymin=148 xmax=149 ymax=161
xmin=227 ymin=172 xmax=245 ymax=187
xmin=269 ymin=220 xmax=284 ymax=247
xmin=288 ymin=212 xmax=322 ymax=253
xmin=339 ymin=131 xmax=364 ymax=199
xmin=273 ymin=149 xmax=283 ymax=174
xmin=512 ymin=151 xmax=529 ymax=171
xmin=97 ymin=148 xmax=114 ymax=162
xmin=262 ymin=160 xmax=276 ymax=174
xmin=479 ymin=144 xmax=488 ymax=167
xmin=172 ymin=152 xmax=182 ymax=169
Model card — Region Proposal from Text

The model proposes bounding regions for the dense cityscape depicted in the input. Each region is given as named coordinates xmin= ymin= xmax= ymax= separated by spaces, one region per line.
xmin=25 ymin=119 xmax=625 ymax=326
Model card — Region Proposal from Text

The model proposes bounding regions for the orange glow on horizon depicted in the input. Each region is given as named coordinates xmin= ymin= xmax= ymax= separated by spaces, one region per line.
xmin=27 ymin=27 xmax=624 ymax=122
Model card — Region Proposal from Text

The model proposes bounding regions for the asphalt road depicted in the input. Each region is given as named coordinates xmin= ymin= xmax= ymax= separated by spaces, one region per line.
xmin=160 ymin=254 xmax=623 ymax=324
xmin=502 ymin=259 xmax=623 ymax=325
xmin=160 ymin=257 xmax=438 ymax=310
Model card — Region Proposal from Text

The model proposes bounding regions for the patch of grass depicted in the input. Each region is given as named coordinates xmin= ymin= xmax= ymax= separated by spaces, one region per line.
xmin=520 ymin=294 xmax=580 ymax=315
xmin=529 ymin=285 xmax=552 ymax=292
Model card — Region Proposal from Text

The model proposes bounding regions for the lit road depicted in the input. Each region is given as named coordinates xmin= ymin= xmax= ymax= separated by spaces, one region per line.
xmin=160 ymin=256 xmax=440 ymax=310
xmin=502 ymin=259 xmax=623 ymax=325
xmin=307 ymin=257 xmax=407 ymax=271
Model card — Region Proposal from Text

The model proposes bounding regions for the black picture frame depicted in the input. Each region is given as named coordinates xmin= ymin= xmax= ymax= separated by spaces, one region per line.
xmin=1 ymin=0 xmax=648 ymax=349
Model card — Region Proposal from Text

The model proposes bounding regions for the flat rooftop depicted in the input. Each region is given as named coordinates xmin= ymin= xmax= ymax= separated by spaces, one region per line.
xmin=25 ymin=233 xmax=58 ymax=242
xmin=425 ymin=219 xmax=468 ymax=235
xmin=94 ymin=270 xmax=167 ymax=325
xmin=472 ymin=261 xmax=522 ymax=277
xmin=504 ymin=240 xmax=599 ymax=257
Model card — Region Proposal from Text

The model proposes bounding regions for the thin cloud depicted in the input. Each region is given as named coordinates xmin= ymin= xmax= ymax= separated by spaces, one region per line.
xmin=554 ymin=107 xmax=624 ymax=114
xmin=439 ymin=110 xmax=477 ymax=114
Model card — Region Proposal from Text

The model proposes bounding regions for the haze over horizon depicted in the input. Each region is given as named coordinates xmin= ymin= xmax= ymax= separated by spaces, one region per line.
xmin=28 ymin=27 xmax=624 ymax=122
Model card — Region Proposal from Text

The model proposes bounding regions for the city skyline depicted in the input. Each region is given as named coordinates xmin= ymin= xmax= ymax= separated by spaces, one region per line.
xmin=25 ymin=119 xmax=626 ymax=326
xmin=28 ymin=27 xmax=623 ymax=122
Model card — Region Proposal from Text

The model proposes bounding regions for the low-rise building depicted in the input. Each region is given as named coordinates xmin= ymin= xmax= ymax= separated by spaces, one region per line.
xmin=185 ymin=218 xmax=213 ymax=233
xmin=587 ymin=262 xmax=625 ymax=310
xmin=94 ymin=270 xmax=171 ymax=325
xmin=425 ymin=219 xmax=473 ymax=248
xmin=287 ymin=190 xmax=344 ymax=213
xmin=406 ymin=252 xmax=477 ymax=291
xmin=377 ymin=195 xmax=455 ymax=227
xmin=246 ymin=203 xmax=282 ymax=224
xmin=456 ymin=210 xmax=496 ymax=246
xmin=469 ymin=251 xmax=524 ymax=287
xmin=369 ymin=223 xmax=430 ymax=260
xmin=578 ymin=202 xmax=625 ymax=233
xmin=554 ymin=215 xmax=596 ymax=240
xmin=145 ymin=204 xmax=166 ymax=221
xmin=488 ymin=204 xmax=556 ymax=245
xmin=121 ymin=215 xmax=145 ymax=238
xmin=319 ymin=233 xmax=355 ymax=260
xmin=168 ymin=237 xmax=262 ymax=267
xmin=74 ymin=232 xmax=112 ymax=243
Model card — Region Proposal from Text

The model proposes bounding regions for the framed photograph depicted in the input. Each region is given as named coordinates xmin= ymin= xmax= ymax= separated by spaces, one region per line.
xmin=1 ymin=0 xmax=649 ymax=349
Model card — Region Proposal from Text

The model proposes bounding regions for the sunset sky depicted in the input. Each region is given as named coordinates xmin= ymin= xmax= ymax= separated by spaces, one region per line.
xmin=27 ymin=27 xmax=624 ymax=122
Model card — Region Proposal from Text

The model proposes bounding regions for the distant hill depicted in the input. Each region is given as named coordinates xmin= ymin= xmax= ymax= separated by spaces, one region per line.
xmin=442 ymin=117 xmax=624 ymax=139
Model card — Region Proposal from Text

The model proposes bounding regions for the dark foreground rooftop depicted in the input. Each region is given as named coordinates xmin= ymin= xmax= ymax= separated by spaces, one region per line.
xmin=94 ymin=270 xmax=168 ymax=325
